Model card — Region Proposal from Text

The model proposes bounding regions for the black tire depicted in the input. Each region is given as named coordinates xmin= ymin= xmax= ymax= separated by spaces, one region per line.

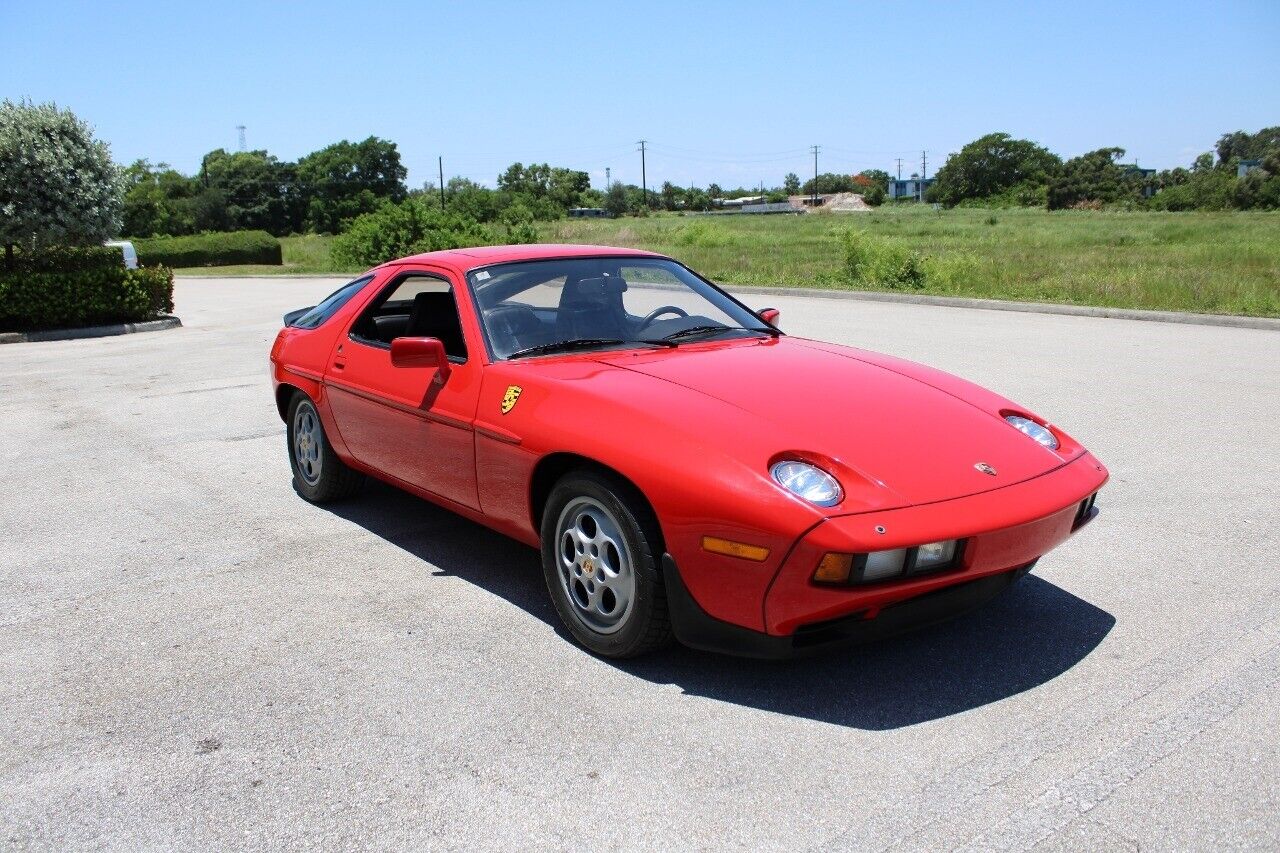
xmin=285 ymin=392 xmax=363 ymax=503
xmin=540 ymin=470 xmax=673 ymax=658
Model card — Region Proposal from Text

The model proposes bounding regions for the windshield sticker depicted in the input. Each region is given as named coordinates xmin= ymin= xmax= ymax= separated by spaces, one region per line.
xmin=475 ymin=270 xmax=491 ymax=281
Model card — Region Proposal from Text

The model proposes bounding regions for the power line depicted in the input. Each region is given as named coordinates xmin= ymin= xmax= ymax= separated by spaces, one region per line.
xmin=647 ymin=141 xmax=809 ymax=159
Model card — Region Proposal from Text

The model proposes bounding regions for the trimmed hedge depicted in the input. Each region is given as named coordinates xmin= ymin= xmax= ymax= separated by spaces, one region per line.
xmin=0 ymin=262 xmax=174 ymax=331
xmin=133 ymin=230 xmax=282 ymax=267
xmin=6 ymin=245 xmax=124 ymax=273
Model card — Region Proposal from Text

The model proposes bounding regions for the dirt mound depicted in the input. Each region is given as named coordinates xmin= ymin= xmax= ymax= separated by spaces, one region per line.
xmin=824 ymin=192 xmax=872 ymax=212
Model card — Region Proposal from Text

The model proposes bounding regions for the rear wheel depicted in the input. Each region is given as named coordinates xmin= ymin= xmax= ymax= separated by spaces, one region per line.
xmin=286 ymin=392 xmax=363 ymax=503
xmin=541 ymin=471 xmax=672 ymax=658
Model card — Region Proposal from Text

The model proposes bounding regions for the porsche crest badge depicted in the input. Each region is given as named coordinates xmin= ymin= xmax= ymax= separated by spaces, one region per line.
xmin=974 ymin=462 xmax=997 ymax=476
xmin=501 ymin=385 xmax=522 ymax=414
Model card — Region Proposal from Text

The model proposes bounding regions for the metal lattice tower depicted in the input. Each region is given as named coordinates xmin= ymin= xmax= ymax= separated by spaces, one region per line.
xmin=236 ymin=125 xmax=247 ymax=152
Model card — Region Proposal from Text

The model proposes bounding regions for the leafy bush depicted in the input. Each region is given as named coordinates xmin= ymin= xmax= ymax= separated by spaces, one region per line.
xmin=501 ymin=201 xmax=539 ymax=245
xmin=672 ymin=220 xmax=735 ymax=248
xmin=1047 ymin=148 xmax=1142 ymax=210
xmin=0 ymin=100 xmax=124 ymax=254
xmin=841 ymin=231 xmax=927 ymax=289
xmin=329 ymin=198 xmax=496 ymax=269
xmin=0 ymin=261 xmax=174 ymax=331
xmin=1146 ymin=169 xmax=1235 ymax=211
xmin=929 ymin=133 xmax=1061 ymax=208
xmin=133 ymin=230 xmax=282 ymax=267
xmin=954 ymin=181 xmax=1047 ymax=209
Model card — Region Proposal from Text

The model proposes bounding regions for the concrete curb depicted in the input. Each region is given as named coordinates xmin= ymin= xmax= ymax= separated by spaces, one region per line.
xmin=0 ymin=315 xmax=183 ymax=345
xmin=724 ymin=285 xmax=1280 ymax=331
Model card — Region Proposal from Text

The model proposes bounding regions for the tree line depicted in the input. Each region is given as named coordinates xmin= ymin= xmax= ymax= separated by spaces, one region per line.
xmin=122 ymin=137 xmax=908 ymax=239
xmin=926 ymin=128 xmax=1279 ymax=211
xmin=123 ymin=138 xmax=409 ymax=237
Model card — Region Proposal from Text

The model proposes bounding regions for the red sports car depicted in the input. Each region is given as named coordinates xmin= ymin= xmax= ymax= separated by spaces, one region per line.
xmin=270 ymin=245 xmax=1106 ymax=658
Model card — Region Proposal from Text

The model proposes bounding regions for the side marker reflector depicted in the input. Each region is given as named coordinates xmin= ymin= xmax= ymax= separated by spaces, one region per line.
xmin=701 ymin=536 xmax=770 ymax=562
xmin=814 ymin=552 xmax=854 ymax=584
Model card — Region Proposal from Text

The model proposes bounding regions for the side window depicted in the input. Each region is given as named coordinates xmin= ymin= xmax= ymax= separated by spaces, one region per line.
xmin=290 ymin=276 xmax=373 ymax=328
xmin=349 ymin=272 xmax=468 ymax=360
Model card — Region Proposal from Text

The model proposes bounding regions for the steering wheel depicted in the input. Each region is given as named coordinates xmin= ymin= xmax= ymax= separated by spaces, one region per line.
xmin=638 ymin=305 xmax=689 ymax=329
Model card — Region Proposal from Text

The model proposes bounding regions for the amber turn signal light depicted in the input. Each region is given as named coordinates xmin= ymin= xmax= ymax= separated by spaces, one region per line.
xmin=813 ymin=552 xmax=854 ymax=584
xmin=701 ymin=536 xmax=770 ymax=562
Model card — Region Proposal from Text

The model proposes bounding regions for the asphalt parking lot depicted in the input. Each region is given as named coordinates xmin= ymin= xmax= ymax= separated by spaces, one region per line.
xmin=2 ymin=276 xmax=1278 ymax=851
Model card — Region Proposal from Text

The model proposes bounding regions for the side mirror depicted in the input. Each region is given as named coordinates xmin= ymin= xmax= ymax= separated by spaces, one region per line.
xmin=758 ymin=307 xmax=781 ymax=328
xmin=390 ymin=336 xmax=451 ymax=379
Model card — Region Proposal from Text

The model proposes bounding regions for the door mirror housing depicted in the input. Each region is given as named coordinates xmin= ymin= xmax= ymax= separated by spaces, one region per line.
xmin=390 ymin=336 xmax=451 ymax=379
xmin=758 ymin=307 xmax=780 ymax=328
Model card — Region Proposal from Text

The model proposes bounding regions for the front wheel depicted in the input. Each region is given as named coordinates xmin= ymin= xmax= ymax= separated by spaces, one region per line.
xmin=286 ymin=392 xmax=363 ymax=503
xmin=540 ymin=471 xmax=672 ymax=658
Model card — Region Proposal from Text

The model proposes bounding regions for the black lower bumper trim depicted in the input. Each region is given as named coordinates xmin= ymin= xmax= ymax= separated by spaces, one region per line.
xmin=662 ymin=554 xmax=1035 ymax=660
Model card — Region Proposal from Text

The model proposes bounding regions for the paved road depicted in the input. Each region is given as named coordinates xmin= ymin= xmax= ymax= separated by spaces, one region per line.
xmin=2 ymin=277 xmax=1278 ymax=851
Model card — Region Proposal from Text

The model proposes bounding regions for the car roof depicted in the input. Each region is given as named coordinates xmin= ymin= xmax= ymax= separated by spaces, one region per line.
xmin=383 ymin=244 xmax=668 ymax=274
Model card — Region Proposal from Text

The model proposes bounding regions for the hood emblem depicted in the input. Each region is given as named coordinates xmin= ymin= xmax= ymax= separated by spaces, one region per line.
xmin=501 ymin=385 xmax=522 ymax=414
xmin=975 ymin=462 xmax=997 ymax=476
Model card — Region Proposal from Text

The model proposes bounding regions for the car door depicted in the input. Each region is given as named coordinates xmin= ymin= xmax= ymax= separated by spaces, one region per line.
xmin=324 ymin=267 xmax=481 ymax=510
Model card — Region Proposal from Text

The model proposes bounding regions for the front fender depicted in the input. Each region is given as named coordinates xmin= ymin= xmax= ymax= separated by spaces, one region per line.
xmin=476 ymin=361 xmax=828 ymax=631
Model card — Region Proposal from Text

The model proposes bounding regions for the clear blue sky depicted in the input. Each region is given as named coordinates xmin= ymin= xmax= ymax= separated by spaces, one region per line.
xmin=4 ymin=1 xmax=1278 ymax=190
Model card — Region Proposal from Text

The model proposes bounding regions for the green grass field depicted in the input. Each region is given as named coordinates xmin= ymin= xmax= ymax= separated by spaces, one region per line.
xmin=175 ymin=208 xmax=1280 ymax=316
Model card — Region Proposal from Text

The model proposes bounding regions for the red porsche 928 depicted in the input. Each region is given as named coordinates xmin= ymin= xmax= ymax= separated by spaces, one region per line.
xmin=270 ymin=245 xmax=1106 ymax=658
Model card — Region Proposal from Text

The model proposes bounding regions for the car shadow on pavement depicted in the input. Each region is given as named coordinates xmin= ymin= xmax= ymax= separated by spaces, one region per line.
xmin=322 ymin=480 xmax=1116 ymax=731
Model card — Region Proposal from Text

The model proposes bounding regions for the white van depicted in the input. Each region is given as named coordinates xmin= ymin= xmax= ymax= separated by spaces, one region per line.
xmin=105 ymin=240 xmax=138 ymax=269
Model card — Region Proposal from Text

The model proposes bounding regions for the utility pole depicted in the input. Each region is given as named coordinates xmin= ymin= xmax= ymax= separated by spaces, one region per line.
xmin=637 ymin=141 xmax=648 ymax=209
xmin=605 ymin=167 xmax=611 ymax=191
xmin=810 ymin=144 xmax=821 ymax=207
xmin=919 ymin=150 xmax=928 ymax=202
xmin=236 ymin=125 xmax=246 ymax=152
xmin=895 ymin=157 xmax=903 ymax=180
xmin=438 ymin=156 xmax=446 ymax=208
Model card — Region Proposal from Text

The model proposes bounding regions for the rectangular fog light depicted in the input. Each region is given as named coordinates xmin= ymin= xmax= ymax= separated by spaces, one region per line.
xmin=914 ymin=540 xmax=957 ymax=571
xmin=861 ymin=548 xmax=908 ymax=582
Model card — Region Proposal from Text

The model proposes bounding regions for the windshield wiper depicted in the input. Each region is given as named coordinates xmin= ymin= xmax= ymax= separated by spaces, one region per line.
xmin=660 ymin=325 xmax=775 ymax=343
xmin=506 ymin=337 xmax=674 ymax=359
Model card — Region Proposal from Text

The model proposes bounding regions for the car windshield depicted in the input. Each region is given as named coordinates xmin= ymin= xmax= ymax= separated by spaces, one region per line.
xmin=466 ymin=257 xmax=775 ymax=360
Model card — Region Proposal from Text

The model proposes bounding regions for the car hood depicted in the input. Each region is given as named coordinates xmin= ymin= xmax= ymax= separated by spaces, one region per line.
xmin=595 ymin=336 xmax=1067 ymax=509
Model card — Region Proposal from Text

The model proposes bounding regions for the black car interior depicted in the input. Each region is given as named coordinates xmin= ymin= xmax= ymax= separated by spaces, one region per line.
xmin=478 ymin=271 xmax=723 ymax=358
xmin=478 ymin=269 xmax=684 ymax=357
xmin=350 ymin=277 xmax=469 ymax=360
xmin=349 ymin=262 xmax=751 ymax=363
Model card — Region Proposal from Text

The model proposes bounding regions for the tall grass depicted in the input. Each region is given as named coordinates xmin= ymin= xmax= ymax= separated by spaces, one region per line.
xmin=541 ymin=208 xmax=1280 ymax=316
xmin=176 ymin=208 xmax=1280 ymax=316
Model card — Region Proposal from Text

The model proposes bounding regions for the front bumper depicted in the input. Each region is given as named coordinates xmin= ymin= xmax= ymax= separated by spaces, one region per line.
xmin=664 ymin=553 xmax=1036 ymax=659
xmin=665 ymin=452 xmax=1107 ymax=657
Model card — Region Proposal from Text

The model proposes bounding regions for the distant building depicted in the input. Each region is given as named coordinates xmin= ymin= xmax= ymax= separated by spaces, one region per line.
xmin=1119 ymin=164 xmax=1158 ymax=198
xmin=887 ymin=174 xmax=935 ymax=201
xmin=1237 ymin=159 xmax=1263 ymax=178
xmin=568 ymin=207 xmax=607 ymax=218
